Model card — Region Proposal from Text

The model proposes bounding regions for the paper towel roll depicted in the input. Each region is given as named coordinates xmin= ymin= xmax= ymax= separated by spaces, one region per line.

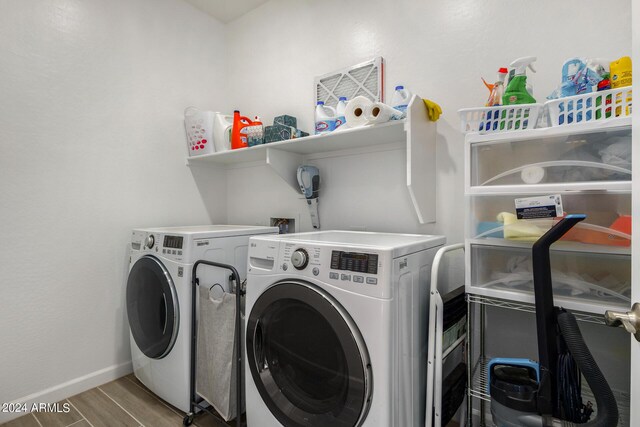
xmin=364 ymin=102 xmax=404 ymax=124
xmin=520 ymin=166 xmax=546 ymax=184
xmin=344 ymin=96 xmax=373 ymax=128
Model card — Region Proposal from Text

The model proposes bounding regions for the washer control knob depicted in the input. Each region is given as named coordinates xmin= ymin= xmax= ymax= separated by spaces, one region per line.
xmin=145 ymin=235 xmax=155 ymax=249
xmin=291 ymin=248 xmax=309 ymax=270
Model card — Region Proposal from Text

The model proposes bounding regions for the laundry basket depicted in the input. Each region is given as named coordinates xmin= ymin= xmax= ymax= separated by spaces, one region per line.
xmin=458 ymin=104 xmax=542 ymax=134
xmin=184 ymin=107 xmax=215 ymax=156
xmin=545 ymin=87 xmax=632 ymax=127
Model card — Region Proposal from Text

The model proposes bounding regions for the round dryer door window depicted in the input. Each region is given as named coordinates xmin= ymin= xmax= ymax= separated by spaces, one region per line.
xmin=127 ymin=255 xmax=179 ymax=359
xmin=246 ymin=281 xmax=372 ymax=427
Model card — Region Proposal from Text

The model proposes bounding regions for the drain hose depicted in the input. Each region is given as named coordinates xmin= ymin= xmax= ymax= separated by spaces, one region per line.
xmin=556 ymin=311 xmax=618 ymax=427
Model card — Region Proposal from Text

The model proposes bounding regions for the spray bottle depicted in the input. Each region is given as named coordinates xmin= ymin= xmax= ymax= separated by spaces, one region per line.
xmin=482 ymin=67 xmax=508 ymax=106
xmin=503 ymin=56 xmax=537 ymax=105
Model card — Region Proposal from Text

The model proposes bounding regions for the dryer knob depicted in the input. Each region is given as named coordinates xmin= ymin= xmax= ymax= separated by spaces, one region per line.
xmin=145 ymin=235 xmax=155 ymax=249
xmin=291 ymin=249 xmax=309 ymax=270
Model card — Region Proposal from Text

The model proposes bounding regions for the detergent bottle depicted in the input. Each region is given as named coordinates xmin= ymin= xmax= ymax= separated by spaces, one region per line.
xmin=391 ymin=85 xmax=412 ymax=117
xmin=482 ymin=67 xmax=508 ymax=106
xmin=610 ymin=56 xmax=632 ymax=117
xmin=315 ymin=101 xmax=337 ymax=134
xmin=231 ymin=110 xmax=257 ymax=149
xmin=335 ymin=97 xmax=348 ymax=129
xmin=503 ymin=56 xmax=537 ymax=105
xmin=610 ymin=56 xmax=632 ymax=88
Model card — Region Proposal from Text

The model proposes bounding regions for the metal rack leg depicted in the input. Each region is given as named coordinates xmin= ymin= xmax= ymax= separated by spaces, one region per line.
xmin=479 ymin=304 xmax=486 ymax=426
xmin=466 ymin=297 xmax=473 ymax=427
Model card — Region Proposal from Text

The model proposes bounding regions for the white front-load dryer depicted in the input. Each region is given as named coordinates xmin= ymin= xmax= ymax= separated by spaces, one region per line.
xmin=126 ymin=225 xmax=277 ymax=412
xmin=245 ymin=231 xmax=445 ymax=427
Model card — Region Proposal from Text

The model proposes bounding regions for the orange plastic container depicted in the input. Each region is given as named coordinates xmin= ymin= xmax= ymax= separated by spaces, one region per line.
xmin=564 ymin=215 xmax=631 ymax=247
xmin=231 ymin=110 xmax=259 ymax=150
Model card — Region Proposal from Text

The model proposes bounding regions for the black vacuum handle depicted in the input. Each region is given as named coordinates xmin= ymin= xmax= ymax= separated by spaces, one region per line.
xmin=533 ymin=214 xmax=586 ymax=251
xmin=532 ymin=214 xmax=585 ymax=420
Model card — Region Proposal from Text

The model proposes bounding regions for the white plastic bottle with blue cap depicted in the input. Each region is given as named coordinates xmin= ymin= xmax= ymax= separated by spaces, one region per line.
xmin=391 ymin=85 xmax=412 ymax=118
xmin=334 ymin=97 xmax=348 ymax=129
xmin=315 ymin=101 xmax=337 ymax=135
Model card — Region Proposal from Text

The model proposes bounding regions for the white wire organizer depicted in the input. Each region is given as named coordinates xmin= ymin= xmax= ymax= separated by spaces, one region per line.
xmin=425 ymin=243 xmax=466 ymax=427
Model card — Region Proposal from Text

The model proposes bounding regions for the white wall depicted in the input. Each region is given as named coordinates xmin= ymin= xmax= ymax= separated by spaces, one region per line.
xmin=225 ymin=0 xmax=631 ymax=240
xmin=0 ymin=0 xmax=226 ymax=420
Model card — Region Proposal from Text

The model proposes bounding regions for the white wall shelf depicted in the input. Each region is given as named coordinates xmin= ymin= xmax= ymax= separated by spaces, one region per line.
xmin=187 ymin=95 xmax=438 ymax=224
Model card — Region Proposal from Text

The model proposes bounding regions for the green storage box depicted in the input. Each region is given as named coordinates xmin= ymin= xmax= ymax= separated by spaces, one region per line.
xmin=274 ymin=115 xmax=297 ymax=128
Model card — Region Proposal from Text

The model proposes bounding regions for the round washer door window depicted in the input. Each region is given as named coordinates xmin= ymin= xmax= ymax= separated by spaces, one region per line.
xmin=126 ymin=255 xmax=179 ymax=359
xmin=246 ymin=281 xmax=372 ymax=427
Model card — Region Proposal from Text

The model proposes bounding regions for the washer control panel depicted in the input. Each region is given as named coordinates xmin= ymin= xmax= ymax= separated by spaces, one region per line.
xmin=330 ymin=251 xmax=378 ymax=275
xmin=278 ymin=242 xmax=382 ymax=288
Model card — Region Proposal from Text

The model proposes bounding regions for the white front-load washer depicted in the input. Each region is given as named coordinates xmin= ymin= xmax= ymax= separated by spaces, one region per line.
xmin=245 ymin=231 xmax=445 ymax=427
xmin=126 ymin=225 xmax=277 ymax=412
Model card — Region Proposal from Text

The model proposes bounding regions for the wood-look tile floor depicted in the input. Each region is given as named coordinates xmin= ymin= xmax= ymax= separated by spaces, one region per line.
xmin=2 ymin=374 xmax=233 ymax=427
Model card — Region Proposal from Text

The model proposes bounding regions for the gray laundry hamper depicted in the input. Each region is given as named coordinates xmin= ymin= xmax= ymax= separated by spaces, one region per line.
xmin=196 ymin=285 xmax=244 ymax=421
xmin=185 ymin=260 xmax=244 ymax=427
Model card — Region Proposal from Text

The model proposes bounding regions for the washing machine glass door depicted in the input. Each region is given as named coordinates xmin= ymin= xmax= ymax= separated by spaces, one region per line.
xmin=126 ymin=255 xmax=179 ymax=359
xmin=247 ymin=280 xmax=371 ymax=427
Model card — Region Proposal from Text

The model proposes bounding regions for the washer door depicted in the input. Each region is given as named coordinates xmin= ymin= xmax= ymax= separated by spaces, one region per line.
xmin=246 ymin=281 xmax=372 ymax=427
xmin=126 ymin=255 xmax=179 ymax=359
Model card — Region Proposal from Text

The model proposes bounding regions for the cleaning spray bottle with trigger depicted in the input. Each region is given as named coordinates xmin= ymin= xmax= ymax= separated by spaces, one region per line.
xmin=503 ymin=56 xmax=537 ymax=105
xmin=482 ymin=67 xmax=508 ymax=106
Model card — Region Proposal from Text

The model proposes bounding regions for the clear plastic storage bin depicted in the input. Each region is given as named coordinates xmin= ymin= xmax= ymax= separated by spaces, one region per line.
xmin=468 ymin=243 xmax=631 ymax=312
xmin=468 ymin=124 xmax=631 ymax=189
xmin=468 ymin=192 xmax=631 ymax=247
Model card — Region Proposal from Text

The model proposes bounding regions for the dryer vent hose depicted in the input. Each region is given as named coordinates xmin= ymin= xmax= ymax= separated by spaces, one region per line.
xmin=556 ymin=311 xmax=618 ymax=427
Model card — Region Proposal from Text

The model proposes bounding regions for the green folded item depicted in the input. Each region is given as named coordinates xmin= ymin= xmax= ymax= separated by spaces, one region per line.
xmin=274 ymin=115 xmax=297 ymax=128
xmin=264 ymin=121 xmax=309 ymax=144
xmin=264 ymin=124 xmax=295 ymax=143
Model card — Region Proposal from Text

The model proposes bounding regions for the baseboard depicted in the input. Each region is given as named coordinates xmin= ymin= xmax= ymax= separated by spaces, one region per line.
xmin=0 ymin=360 xmax=133 ymax=423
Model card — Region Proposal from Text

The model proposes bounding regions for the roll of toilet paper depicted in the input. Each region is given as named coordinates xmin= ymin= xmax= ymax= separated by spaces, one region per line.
xmin=521 ymin=166 xmax=546 ymax=184
xmin=364 ymin=102 xmax=404 ymax=124
xmin=344 ymin=96 xmax=373 ymax=128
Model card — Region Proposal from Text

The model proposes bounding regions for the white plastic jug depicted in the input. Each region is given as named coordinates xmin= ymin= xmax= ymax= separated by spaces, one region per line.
xmin=315 ymin=101 xmax=337 ymax=135
xmin=184 ymin=107 xmax=215 ymax=156
xmin=213 ymin=113 xmax=234 ymax=152
xmin=391 ymin=85 xmax=412 ymax=118
xmin=335 ymin=97 xmax=348 ymax=129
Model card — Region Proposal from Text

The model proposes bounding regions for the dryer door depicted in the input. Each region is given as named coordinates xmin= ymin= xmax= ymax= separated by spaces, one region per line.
xmin=247 ymin=280 xmax=372 ymax=427
xmin=126 ymin=255 xmax=179 ymax=359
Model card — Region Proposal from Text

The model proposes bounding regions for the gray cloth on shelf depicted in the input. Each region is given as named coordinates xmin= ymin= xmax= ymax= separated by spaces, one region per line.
xmin=196 ymin=285 xmax=242 ymax=421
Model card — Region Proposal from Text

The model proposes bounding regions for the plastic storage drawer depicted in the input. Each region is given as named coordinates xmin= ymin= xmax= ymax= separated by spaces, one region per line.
xmin=468 ymin=192 xmax=631 ymax=247
xmin=467 ymin=242 xmax=630 ymax=314
xmin=466 ymin=119 xmax=631 ymax=192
